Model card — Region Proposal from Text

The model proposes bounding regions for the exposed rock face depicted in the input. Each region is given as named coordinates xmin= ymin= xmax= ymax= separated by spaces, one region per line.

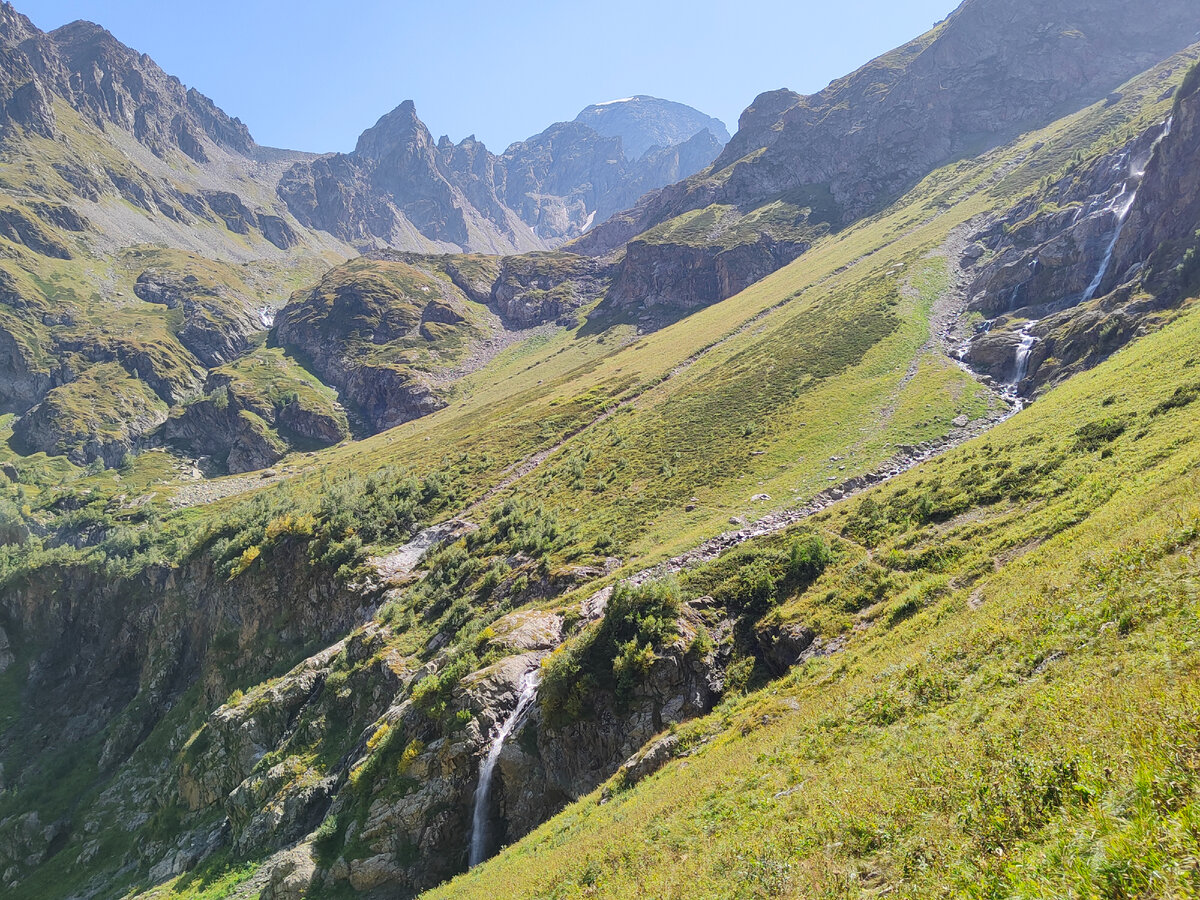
xmin=0 ymin=4 xmax=252 ymax=156
xmin=165 ymin=352 xmax=349 ymax=473
xmin=11 ymin=363 xmax=171 ymax=466
xmin=165 ymin=392 xmax=285 ymax=474
xmin=279 ymin=101 xmax=536 ymax=254
xmin=574 ymin=0 xmax=1200 ymax=316
xmin=274 ymin=258 xmax=477 ymax=432
xmin=574 ymin=95 xmax=730 ymax=161
xmin=1109 ymin=67 xmax=1200 ymax=292
xmin=134 ymin=267 xmax=265 ymax=367
xmin=278 ymin=98 xmax=728 ymax=253
xmin=0 ymin=2 xmax=329 ymax=265
xmin=497 ymin=122 xmax=725 ymax=245
xmin=0 ymin=204 xmax=72 ymax=258
xmin=490 ymin=252 xmax=614 ymax=328
xmin=0 ymin=535 xmax=379 ymax=890
xmin=235 ymin=605 xmax=727 ymax=896
xmin=606 ymin=234 xmax=812 ymax=324
xmin=0 ymin=313 xmax=53 ymax=415
xmin=957 ymin=62 xmax=1200 ymax=394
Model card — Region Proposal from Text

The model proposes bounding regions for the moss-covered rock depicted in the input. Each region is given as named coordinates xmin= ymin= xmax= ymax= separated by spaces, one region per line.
xmin=12 ymin=363 xmax=169 ymax=466
xmin=275 ymin=258 xmax=493 ymax=432
xmin=165 ymin=348 xmax=348 ymax=473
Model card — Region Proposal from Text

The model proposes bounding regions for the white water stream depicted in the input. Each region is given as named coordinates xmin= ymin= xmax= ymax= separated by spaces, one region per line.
xmin=468 ymin=670 xmax=540 ymax=867
xmin=1081 ymin=116 xmax=1173 ymax=303
xmin=1011 ymin=321 xmax=1038 ymax=387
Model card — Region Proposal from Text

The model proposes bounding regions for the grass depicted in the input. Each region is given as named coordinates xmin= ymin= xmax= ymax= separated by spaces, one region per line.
xmin=3 ymin=38 xmax=1200 ymax=900
xmin=422 ymin=247 xmax=1200 ymax=900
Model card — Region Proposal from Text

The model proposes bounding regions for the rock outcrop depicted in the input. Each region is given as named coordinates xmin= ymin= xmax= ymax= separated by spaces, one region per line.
xmin=279 ymin=98 xmax=728 ymax=253
xmin=490 ymin=252 xmax=614 ymax=328
xmin=574 ymin=0 xmax=1200 ymax=318
xmin=274 ymin=258 xmax=486 ymax=432
xmin=0 ymin=530 xmax=381 ymax=892
xmin=605 ymin=233 xmax=813 ymax=325
xmin=134 ymin=266 xmax=266 ymax=368
xmin=956 ymin=60 xmax=1200 ymax=394
xmin=165 ymin=349 xmax=349 ymax=473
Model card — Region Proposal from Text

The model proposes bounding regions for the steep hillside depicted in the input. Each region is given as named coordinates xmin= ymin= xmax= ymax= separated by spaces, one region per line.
xmin=573 ymin=0 xmax=1200 ymax=325
xmin=1 ymin=37 xmax=1197 ymax=900
xmin=429 ymin=257 xmax=1200 ymax=900
xmin=2 ymin=3 xmax=1200 ymax=900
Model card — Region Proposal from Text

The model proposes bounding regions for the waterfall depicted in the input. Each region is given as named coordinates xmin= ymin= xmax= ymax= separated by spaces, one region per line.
xmin=1081 ymin=116 xmax=1174 ymax=303
xmin=1079 ymin=183 xmax=1135 ymax=303
xmin=1011 ymin=322 xmax=1038 ymax=386
xmin=468 ymin=670 xmax=540 ymax=867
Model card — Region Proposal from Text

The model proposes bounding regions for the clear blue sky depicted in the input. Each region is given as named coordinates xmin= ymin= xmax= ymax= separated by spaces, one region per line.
xmin=18 ymin=0 xmax=959 ymax=153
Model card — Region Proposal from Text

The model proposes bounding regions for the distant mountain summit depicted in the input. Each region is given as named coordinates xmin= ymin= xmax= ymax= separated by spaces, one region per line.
xmin=278 ymin=97 xmax=729 ymax=251
xmin=574 ymin=0 xmax=1200 ymax=320
xmin=574 ymin=95 xmax=730 ymax=160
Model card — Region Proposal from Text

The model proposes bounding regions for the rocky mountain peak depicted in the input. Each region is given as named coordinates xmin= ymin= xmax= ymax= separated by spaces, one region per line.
xmin=278 ymin=92 xmax=730 ymax=253
xmin=0 ymin=9 xmax=255 ymax=158
xmin=353 ymin=98 xmax=427 ymax=159
xmin=574 ymin=94 xmax=730 ymax=160
xmin=0 ymin=1 xmax=36 ymax=46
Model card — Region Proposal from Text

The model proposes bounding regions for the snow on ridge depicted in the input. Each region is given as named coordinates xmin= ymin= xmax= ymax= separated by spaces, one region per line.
xmin=594 ymin=97 xmax=637 ymax=107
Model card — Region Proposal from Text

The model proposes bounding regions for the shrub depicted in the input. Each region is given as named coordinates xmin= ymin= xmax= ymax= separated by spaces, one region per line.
xmin=1152 ymin=381 xmax=1200 ymax=416
xmin=540 ymin=579 xmax=681 ymax=726
xmin=1074 ymin=417 xmax=1127 ymax=451
xmin=410 ymin=651 xmax=478 ymax=727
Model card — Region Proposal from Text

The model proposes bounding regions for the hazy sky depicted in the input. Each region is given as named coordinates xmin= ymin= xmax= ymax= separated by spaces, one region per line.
xmin=18 ymin=0 xmax=959 ymax=153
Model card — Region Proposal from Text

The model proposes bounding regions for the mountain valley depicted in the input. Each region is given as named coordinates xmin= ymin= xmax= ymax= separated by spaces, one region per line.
xmin=1 ymin=1 xmax=1200 ymax=899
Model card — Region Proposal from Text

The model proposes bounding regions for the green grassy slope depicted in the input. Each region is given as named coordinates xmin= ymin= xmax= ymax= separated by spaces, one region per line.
xmin=3 ymin=47 xmax=1199 ymax=900
xmin=424 ymin=258 xmax=1200 ymax=900
xmin=255 ymin=49 xmax=1189 ymax=572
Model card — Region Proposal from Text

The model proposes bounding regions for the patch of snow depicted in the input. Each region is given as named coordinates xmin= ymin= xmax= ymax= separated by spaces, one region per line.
xmin=594 ymin=97 xmax=637 ymax=107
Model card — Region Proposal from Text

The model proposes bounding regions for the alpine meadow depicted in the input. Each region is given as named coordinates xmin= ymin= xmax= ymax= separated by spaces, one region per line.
xmin=1 ymin=1 xmax=1200 ymax=898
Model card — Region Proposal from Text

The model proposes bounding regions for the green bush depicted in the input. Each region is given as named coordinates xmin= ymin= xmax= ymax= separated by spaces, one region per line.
xmin=411 ymin=651 xmax=479 ymax=726
xmin=540 ymin=579 xmax=681 ymax=727
xmin=1074 ymin=417 xmax=1127 ymax=452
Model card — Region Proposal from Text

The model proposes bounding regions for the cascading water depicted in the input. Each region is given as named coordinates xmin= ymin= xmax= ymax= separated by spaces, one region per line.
xmin=1081 ymin=116 xmax=1174 ymax=303
xmin=1011 ymin=321 xmax=1038 ymax=387
xmin=468 ymin=670 xmax=540 ymax=867
xmin=1079 ymin=183 xmax=1136 ymax=302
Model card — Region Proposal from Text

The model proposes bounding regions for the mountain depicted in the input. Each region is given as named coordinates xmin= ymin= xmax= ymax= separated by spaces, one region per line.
xmin=0 ymin=2 xmax=329 ymax=260
xmin=278 ymin=98 xmax=728 ymax=252
xmin=573 ymin=0 xmax=1200 ymax=325
xmin=4 ymin=1 xmax=1200 ymax=899
xmin=0 ymin=3 xmax=727 ymax=472
xmin=574 ymin=95 xmax=730 ymax=160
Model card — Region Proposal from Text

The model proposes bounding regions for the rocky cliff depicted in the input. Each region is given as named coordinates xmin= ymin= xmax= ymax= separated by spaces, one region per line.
xmin=574 ymin=0 xmax=1200 ymax=323
xmin=954 ymin=57 xmax=1200 ymax=396
xmin=279 ymin=98 xmax=728 ymax=254
xmin=277 ymin=102 xmax=540 ymax=256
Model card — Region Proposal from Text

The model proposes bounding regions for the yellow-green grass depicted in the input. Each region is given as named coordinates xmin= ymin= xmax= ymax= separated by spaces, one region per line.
xmin=5 ymin=43 xmax=1200 ymax=900
xmin=204 ymin=49 xmax=1189 ymax=578
xmin=422 ymin=249 xmax=1200 ymax=900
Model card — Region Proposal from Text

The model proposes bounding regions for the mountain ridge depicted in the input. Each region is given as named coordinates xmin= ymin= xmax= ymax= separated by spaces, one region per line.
xmin=570 ymin=0 xmax=1200 ymax=325
xmin=277 ymin=96 xmax=729 ymax=253
xmin=3 ymin=2 xmax=1200 ymax=900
